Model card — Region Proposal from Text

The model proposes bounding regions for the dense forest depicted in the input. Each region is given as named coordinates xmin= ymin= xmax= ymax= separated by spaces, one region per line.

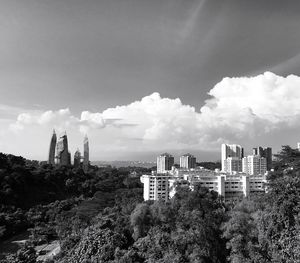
xmin=1 ymin=146 xmax=300 ymax=262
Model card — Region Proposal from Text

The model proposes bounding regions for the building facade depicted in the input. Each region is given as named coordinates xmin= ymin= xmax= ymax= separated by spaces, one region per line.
xmin=56 ymin=133 xmax=71 ymax=166
xmin=74 ymin=149 xmax=81 ymax=168
xmin=253 ymin=147 xmax=272 ymax=170
xmin=157 ymin=153 xmax=174 ymax=173
xmin=141 ymin=168 xmax=267 ymax=203
xmin=223 ymin=157 xmax=242 ymax=174
xmin=242 ymin=155 xmax=267 ymax=175
xmin=83 ymin=135 xmax=89 ymax=171
xmin=48 ymin=129 xmax=57 ymax=165
xmin=140 ymin=172 xmax=170 ymax=202
xmin=221 ymin=144 xmax=244 ymax=171
xmin=180 ymin=153 xmax=196 ymax=169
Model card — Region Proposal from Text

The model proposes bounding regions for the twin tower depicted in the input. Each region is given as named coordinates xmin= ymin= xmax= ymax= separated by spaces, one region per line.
xmin=48 ymin=130 xmax=89 ymax=170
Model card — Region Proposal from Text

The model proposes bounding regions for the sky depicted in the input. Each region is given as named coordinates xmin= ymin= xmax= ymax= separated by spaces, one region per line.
xmin=1 ymin=0 xmax=300 ymax=162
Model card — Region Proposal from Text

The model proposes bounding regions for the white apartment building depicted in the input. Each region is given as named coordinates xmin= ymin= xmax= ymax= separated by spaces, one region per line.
xmin=242 ymin=155 xmax=267 ymax=175
xmin=141 ymin=168 xmax=267 ymax=203
xmin=221 ymin=144 xmax=244 ymax=171
xmin=298 ymin=142 xmax=300 ymax=151
xmin=223 ymin=157 xmax=242 ymax=174
xmin=180 ymin=153 xmax=196 ymax=169
xmin=140 ymin=172 xmax=171 ymax=202
xmin=157 ymin=153 xmax=174 ymax=173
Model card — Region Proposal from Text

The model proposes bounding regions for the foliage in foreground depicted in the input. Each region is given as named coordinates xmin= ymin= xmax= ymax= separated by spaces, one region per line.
xmin=2 ymin=146 xmax=300 ymax=263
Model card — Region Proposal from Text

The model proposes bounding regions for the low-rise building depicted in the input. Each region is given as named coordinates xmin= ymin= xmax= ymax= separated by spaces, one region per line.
xmin=141 ymin=168 xmax=267 ymax=203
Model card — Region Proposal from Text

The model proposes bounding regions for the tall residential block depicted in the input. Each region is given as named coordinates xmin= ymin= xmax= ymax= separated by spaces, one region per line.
xmin=48 ymin=129 xmax=57 ymax=165
xmin=140 ymin=173 xmax=170 ymax=201
xmin=297 ymin=143 xmax=300 ymax=151
xmin=83 ymin=135 xmax=89 ymax=171
xmin=242 ymin=155 xmax=267 ymax=175
xmin=223 ymin=157 xmax=242 ymax=174
xmin=221 ymin=144 xmax=244 ymax=171
xmin=253 ymin=146 xmax=272 ymax=170
xmin=56 ymin=133 xmax=71 ymax=166
xmin=180 ymin=153 xmax=196 ymax=169
xmin=157 ymin=153 xmax=174 ymax=173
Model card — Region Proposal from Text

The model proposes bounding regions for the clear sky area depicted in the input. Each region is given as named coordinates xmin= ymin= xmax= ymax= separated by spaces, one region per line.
xmin=1 ymin=0 xmax=300 ymax=161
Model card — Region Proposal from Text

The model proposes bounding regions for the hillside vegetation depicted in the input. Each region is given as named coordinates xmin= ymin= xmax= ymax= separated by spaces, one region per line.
xmin=1 ymin=146 xmax=300 ymax=262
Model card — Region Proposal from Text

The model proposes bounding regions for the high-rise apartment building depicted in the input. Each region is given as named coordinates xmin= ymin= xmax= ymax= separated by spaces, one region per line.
xmin=48 ymin=129 xmax=57 ymax=165
xmin=83 ymin=135 xmax=89 ymax=171
xmin=221 ymin=144 xmax=244 ymax=171
xmin=253 ymin=147 xmax=272 ymax=170
xmin=157 ymin=153 xmax=174 ymax=173
xmin=180 ymin=153 xmax=196 ymax=169
xmin=297 ymin=143 xmax=300 ymax=151
xmin=223 ymin=157 xmax=242 ymax=173
xmin=74 ymin=149 xmax=81 ymax=168
xmin=242 ymin=155 xmax=266 ymax=175
xmin=56 ymin=133 xmax=71 ymax=166
xmin=140 ymin=173 xmax=170 ymax=201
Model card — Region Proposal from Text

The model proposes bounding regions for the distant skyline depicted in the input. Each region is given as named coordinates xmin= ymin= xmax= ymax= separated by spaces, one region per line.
xmin=1 ymin=0 xmax=300 ymax=161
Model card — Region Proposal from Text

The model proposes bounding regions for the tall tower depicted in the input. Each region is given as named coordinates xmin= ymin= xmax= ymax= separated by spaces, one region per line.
xmin=180 ymin=153 xmax=196 ymax=169
xmin=221 ymin=144 xmax=243 ymax=171
xmin=253 ymin=146 xmax=272 ymax=171
xmin=48 ymin=129 xmax=57 ymax=165
xmin=83 ymin=135 xmax=89 ymax=171
xmin=157 ymin=153 xmax=174 ymax=173
xmin=74 ymin=149 xmax=81 ymax=168
xmin=56 ymin=132 xmax=71 ymax=166
xmin=242 ymin=155 xmax=266 ymax=175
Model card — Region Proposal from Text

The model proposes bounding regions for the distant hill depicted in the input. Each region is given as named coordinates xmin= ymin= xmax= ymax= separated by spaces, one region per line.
xmin=91 ymin=160 xmax=156 ymax=169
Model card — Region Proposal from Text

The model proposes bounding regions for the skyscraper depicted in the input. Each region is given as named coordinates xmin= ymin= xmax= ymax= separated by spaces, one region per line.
xmin=56 ymin=132 xmax=71 ymax=166
xmin=157 ymin=153 xmax=174 ymax=173
xmin=48 ymin=129 xmax=57 ymax=165
xmin=180 ymin=153 xmax=196 ymax=169
xmin=221 ymin=144 xmax=244 ymax=171
xmin=83 ymin=135 xmax=89 ymax=171
xmin=74 ymin=149 xmax=81 ymax=168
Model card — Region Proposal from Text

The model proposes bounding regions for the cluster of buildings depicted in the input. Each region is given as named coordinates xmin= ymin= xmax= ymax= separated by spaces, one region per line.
xmin=141 ymin=144 xmax=273 ymax=202
xmin=221 ymin=144 xmax=272 ymax=175
xmin=48 ymin=130 xmax=89 ymax=170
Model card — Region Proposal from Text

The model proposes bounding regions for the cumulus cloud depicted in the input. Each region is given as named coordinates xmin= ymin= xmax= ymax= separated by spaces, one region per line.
xmin=10 ymin=108 xmax=77 ymax=132
xmin=202 ymin=72 xmax=300 ymax=131
xmin=4 ymin=72 xmax=300 ymax=159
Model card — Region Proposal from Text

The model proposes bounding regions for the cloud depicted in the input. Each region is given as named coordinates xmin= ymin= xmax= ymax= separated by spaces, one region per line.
xmin=10 ymin=108 xmax=78 ymax=132
xmin=205 ymin=72 xmax=300 ymax=125
xmin=3 ymin=72 xmax=300 ymax=160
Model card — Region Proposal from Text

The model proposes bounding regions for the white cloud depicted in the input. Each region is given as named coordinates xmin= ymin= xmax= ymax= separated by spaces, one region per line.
xmin=202 ymin=72 xmax=300 ymax=131
xmin=2 ymin=72 xmax=300 ymax=160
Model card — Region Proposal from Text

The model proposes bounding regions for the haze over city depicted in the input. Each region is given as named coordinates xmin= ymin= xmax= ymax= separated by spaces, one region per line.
xmin=1 ymin=0 xmax=300 ymax=161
